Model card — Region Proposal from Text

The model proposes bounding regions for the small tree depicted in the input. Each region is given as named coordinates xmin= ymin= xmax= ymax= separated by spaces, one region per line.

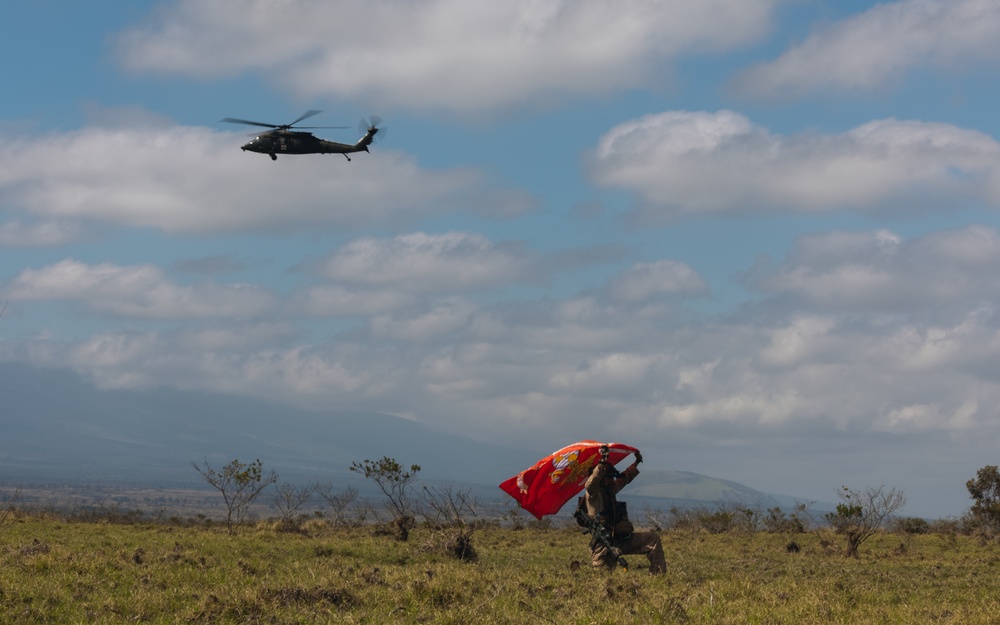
xmin=1 ymin=486 xmax=22 ymax=534
xmin=349 ymin=456 xmax=421 ymax=518
xmin=193 ymin=458 xmax=278 ymax=535
xmin=351 ymin=457 xmax=421 ymax=540
xmin=763 ymin=502 xmax=813 ymax=534
xmin=825 ymin=485 xmax=906 ymax=557
xmin=420 ymin=484 xmax=478 ymax=528
xmin=272 ymin=482 xmax=316 ymax=528
xmin=967 ymin=465 xmax=1000 ymax=531
xmin=315 ymin=483 xmax=359 ymax=527
xmin=420 ymin=484 xmax=480 ymax=561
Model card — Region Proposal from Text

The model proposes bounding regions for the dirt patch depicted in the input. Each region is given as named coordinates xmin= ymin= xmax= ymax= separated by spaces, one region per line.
xmin=264 ymin=586 xmax=357 ymax=608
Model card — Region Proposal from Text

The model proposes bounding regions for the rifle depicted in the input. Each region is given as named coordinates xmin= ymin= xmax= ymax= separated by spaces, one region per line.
xmin=574 ymin=507 xmax=629 ymax=571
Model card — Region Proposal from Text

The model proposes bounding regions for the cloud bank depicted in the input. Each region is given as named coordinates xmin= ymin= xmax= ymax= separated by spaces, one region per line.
xmin=734 ymin=0 xmax=1000 ymax=98
xmin=115 ymin=0 xmax=779 ymax=114
xmin=8 ymin=225 xmax=1000 ymax=447
xmin=0 ymin=125 xmax=534 ymax=238
xmin=588 ymin=110 xmax=1000 ymax=221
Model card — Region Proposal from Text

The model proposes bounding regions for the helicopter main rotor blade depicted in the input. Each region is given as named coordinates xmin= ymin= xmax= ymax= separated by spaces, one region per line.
xmin=295 ymin=125 xmax=351 ymax=130
xmin=288 ymin=109 xmax=324 ymax=127
xmin=220 ymin=117 xmax=279 ymax=129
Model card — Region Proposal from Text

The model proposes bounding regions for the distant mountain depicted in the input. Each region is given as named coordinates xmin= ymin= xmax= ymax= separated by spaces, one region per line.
xmin=628 ymin=470 xmax=784 ymax=507
xmin=621 ymin=470 xmax=828 ymax=516
xmin=0 ymin=361 xmax=538 ymax=489
xmin=0 ymin=362 xmax=820 ymax=513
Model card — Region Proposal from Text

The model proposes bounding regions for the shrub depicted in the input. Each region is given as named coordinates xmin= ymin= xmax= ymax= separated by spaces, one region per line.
xmin=763 ymin=506 xmax=806 ymax=534
xmin=825 ymin=485 xmax=906 ymax=558
xmin=350 ymin=457 xmax=421 ymax=519
xmin=193 ymin=458 xmax=278 ymax=535
xmin=967 ymin=466 xmax=1000 ymax=531
xmin=889 ymin=516 xmax=930 ymax=534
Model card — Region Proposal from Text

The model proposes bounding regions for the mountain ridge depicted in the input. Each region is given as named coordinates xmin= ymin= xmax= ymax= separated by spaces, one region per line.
xmin=0 ymin=362 xmax=821 ymax=513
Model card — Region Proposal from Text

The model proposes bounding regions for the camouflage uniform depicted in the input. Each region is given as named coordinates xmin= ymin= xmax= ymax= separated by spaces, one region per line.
xmin=584 ymin=460 xmax=666 ymax=574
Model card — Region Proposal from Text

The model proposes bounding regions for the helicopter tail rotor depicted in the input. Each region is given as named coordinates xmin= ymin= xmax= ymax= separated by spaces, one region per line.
xmin=358 ymin=115 xmax=387 ymax=143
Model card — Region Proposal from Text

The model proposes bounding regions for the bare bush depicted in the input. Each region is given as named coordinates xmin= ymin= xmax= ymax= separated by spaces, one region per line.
xmin=418 ymin=484 xmax=481 ymax=562
xmin=314 ymin=483 xmax=359 ymax=527
xmin=667 ymin=506 xmax=702 ymax=532
xmin=420 ymin=526 xmax=479 ymax=562
xmin=272 ymin=482 xmax=316 ymax=530
xmin=701 ymin=507 xmax=737 ymax=534
xmin=642 ymin=506 xmax=669 ymax=531
xmin=734 ymin=505 xmax=764 ymax=533
xmin=825 ymin=485 xmax=906 ymax=557
xmin=373 ymin=514 xmax=416 ymax=541
xmin=763 ymin=503 xmax=813 ymax=534
xmin=889 ymin=516 xmax=930 ymax=535
xmin=670 ymin=503 xmax=756 ymax=534
xmin=502 ymin=501 xmax=527 ymax=530
xmin=1 ymin=486 xmax=23 ymax=533
xmin=420 ymin=484 xmax=478 ymax=528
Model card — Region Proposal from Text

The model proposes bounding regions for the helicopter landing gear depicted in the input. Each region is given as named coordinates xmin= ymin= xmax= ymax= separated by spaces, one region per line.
xmin=269 ymin=153 xmax=277 ymax=161
xmin=343 ymin=154 xmax=352 ymax=161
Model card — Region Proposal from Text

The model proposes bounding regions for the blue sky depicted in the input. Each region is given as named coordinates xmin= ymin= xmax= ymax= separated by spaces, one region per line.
xmin=4 ymin=0 xmax=1000 ymax=518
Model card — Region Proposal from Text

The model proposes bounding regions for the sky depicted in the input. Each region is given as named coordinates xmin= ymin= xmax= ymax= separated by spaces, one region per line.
xmin=3 ymin=0 xmax=1000 ymax=518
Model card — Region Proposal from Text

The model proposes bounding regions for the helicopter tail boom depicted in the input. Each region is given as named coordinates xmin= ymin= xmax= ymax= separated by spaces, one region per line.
xmin=354 ymin=126 xmax=379 ymax=151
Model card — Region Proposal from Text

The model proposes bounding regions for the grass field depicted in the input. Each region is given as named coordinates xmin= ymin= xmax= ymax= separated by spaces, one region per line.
xmin=2 ymin=515 xmax=998 ymax=624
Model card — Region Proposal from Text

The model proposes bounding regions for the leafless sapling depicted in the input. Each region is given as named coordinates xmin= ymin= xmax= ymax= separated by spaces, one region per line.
xmin=420 ymin=484 xmax=479 ymax=528
xmin=314 ymin=482 xmax=359 ymax=527
xmin=1 ymin=486 xmax=23 ymax=534
xmin=272 ymin=481 xmax=316 ymax=528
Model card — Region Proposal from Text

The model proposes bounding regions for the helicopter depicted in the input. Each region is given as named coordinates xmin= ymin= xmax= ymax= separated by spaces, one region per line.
xmin=221 ymin=110 xmax=384 ymax=161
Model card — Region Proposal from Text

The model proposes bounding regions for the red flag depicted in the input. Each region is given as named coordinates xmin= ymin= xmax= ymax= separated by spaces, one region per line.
xmin=499 ymin=440 xmax=639 ymax=519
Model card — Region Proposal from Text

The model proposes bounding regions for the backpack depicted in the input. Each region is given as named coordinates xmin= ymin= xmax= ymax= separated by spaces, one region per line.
xmin=612 ymin=501 xmax=633 ymax=536
xmin=575 ymin=496 xmax=632 ymax=536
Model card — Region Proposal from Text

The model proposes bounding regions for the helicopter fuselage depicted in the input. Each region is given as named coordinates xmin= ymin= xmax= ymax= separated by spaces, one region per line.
xmin=242 ymin=128 xmax=378 ymax=161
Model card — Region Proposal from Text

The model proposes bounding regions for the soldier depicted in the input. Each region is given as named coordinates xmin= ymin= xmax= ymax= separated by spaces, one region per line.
xmin=583 ymin=446 xmax=666 ymax=574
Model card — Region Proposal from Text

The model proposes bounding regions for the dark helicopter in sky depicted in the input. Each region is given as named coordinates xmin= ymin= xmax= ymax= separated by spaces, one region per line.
xmin=221 ymin=110 xmax=384 ymax=161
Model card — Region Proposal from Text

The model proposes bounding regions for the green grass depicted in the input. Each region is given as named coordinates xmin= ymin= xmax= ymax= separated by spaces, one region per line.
xmin=2 ymin=518 xmax=999 ymax=623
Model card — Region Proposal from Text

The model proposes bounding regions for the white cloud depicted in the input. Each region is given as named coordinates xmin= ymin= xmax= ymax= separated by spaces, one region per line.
xmin=548 ymin=352 xmax=671 ymax=396
xmin=299 ymin=285 xmax=417 ymax=317
xmin=607 ymin=259 xmax=709 ymax=302
xmin=759 ymin=316 xmax=837 ymax=366
xmin=0 ymin=220 xmax=85 ymax=247
xmin=6 ymin=258 xmax=274 ymax=319
xmin=0 ymin=125 xmax=530 ymax=236
xmin=319 ymin=231 xmax=536 ymax=293
xmin=18 ymin=301 xmax=1000 ymax=445
xmin=115 ymin=0 xmax=778 ymax=114
xmin=745 ymin=225 xmax=1000 ymax=311
xmin=297 ymin=231 xmax=545 ymax=317
xmin=588 ymin=111 xmax=1000 ymax=221
xmin=734 ymin=0 xmax=1000 ymax=98
xmin=370 ymin=297 xmax=479 ymax=342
